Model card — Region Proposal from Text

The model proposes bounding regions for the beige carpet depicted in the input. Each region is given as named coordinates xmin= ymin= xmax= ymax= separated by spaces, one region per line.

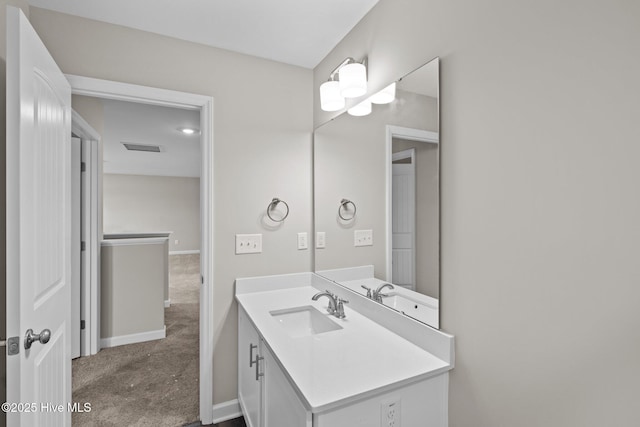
xmin=72 ymin=255 xmax=200 ymax=426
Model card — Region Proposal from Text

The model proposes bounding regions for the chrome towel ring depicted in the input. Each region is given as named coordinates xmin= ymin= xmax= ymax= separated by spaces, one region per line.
xmin=267 ymin=198 xmax=289 ymax=222
xmin=338 ymin=199 xmax=356 ymax=221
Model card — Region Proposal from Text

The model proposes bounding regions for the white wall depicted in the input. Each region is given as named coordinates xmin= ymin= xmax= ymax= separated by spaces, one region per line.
xmin=27 ymin=6 xmax=313 ymax=405
xmin=103 ymin=174 xmax=200 ymax=253
xmin=314 ymin=0 xmax=640 ymax=426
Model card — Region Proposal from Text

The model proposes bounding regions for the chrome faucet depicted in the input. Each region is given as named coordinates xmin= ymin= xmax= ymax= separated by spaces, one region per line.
xmin=312 ymin=290 xmax=349 ymax=319
xmin=373 ymin=283 xmax=394 ymax=303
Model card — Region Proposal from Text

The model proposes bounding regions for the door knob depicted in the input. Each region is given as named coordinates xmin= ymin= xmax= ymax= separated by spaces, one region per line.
xmin=24 ymin=328 xmax=51 ymax=350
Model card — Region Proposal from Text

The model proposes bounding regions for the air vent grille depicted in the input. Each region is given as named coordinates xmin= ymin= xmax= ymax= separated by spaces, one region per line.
xmin=122 ymin=143 xmax=161 ymax=153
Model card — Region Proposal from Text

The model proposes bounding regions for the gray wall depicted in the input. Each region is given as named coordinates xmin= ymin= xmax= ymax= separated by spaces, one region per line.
xmin=28 ymin=7 xmax=313 ymax=404
xmin=314 ymin=0 xmax=640 ymax=426
xmin=1 ymin=3 xmax=30 ymax=426
xmin=100 ymin=241 xmax=166 ymax=339
xmin=103 ymin=174 xmax=201 ymax=253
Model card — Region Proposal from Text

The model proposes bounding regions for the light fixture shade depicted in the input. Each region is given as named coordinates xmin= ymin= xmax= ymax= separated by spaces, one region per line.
xmin=339 ymin=62 xmax=367 ymax=98
xmin=320 ymin=80 xmax=345 ymax=112
xmin=369 ymin=82 xmax=396 ymax=104
xmin=347 ymin=99 xmax=372 ymax=117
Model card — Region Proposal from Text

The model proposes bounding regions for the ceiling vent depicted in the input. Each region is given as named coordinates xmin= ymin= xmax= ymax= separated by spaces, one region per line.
xmin=122 ymin=143 xmax=161 ymax=153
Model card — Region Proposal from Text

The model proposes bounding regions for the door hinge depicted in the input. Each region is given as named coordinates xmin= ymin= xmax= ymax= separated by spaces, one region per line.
xmin=81 ymin=162 xmax=86 ymax=172
xmin=201 ymin=275 xmax=204 ymax=284
xmin=81 ymin=241 xmax=86 ymax=251
xmin=1 ymin=337 xmax=20 ymax=355
xmin=80 ymin=320 xmax=85 ymax=330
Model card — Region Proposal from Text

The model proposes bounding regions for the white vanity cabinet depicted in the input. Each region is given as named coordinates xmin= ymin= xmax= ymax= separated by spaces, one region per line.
xmin=238 ymin=306 xmax=311 ymax=427
xmin=236 ymin=273 xmax=454 ymax=427
xmin=238 ymin=305 xmax=263 ymax=427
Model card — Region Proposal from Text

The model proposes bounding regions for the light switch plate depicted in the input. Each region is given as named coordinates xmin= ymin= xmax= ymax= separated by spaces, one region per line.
xmin=316 ymin=232 xmax=326 ymax=249
xmin=235 ymin=234 xmax=262 ymax=254
xmin=354 ymin=229 xmax=373 ymax=247
xmin=297 ymin=232 xmax=308 ymax=250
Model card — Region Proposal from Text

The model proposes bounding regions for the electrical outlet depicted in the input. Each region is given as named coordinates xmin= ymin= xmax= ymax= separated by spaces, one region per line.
xmin=174 ymin=239 xmax=179 ymax=245
xmin=297 ymin=232 xmax=308 ymax=250
xmin=235 ymin=234 xmax=262 ymax=254
xmin=316 ymin=232 xmax=326 ymax=249
xmin=354 ymin=229 xmax=373 ymax=247
xmin=381 ymin=399 xmax=401 ymax=427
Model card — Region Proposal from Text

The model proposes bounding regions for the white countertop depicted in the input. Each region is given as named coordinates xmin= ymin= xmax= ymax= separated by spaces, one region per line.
xmin=236 ymin=285 xmax=450 ymax=413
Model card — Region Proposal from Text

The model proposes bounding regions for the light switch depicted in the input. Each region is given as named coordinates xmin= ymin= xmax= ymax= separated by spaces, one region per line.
xmin=235 ymin=234 xmax=262 ymax=254
xmin=354 ymin=229 xmax=373 ymax=247
xmin=316 ymin=232 xmax=326 ymax=249
xmin=297 ymin=232 xmax=308 ymax=250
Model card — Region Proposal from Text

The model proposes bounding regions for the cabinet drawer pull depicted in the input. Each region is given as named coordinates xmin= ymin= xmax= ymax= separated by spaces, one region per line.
xmin=249 ymin=343 xmax=258 ymax=367
xmin=255 ymin=355 xmax=264 ymax=381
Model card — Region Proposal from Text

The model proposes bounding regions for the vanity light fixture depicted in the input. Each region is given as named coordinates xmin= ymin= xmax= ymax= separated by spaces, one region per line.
xmin=319 ymin=57 xmax=368 ymax=112
xmin=369 ymin=82 xmax=396 ymax=104
xmin=178 ymin=127 xmax=200 ymax=135
xmin=339 ymin=61 xmax=367 ymax=98
xmin=347 ymin=99 xmax=372 ymax=117
xmin=319 ymin=79 xmax=345 ymax=112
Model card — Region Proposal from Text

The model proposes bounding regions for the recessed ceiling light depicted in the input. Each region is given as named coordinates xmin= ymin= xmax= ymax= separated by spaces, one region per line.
xmin=178 ymin=127 xmax=200 ymax=135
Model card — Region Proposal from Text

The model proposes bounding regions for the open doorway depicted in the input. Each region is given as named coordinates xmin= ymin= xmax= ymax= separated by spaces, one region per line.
xmin=72 ymin=97 xmax=202 ymax=425
xmin=67 ymin=76 xmax=215 ymax=425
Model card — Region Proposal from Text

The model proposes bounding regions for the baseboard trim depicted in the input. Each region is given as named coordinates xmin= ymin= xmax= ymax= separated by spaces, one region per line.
xmin=169 ymin=250 xmax=201 ymax=255
xmin=100 ymin=326 xmax=166 ymax=348
xmin=212 ymin=399 xmax=242 ymax=424
xmin=164 ymin=299 xmax=171 ymax=308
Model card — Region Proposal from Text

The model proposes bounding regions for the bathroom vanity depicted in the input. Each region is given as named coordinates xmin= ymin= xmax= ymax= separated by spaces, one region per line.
xmin=236 ymin=272 xmax=454 ymax=427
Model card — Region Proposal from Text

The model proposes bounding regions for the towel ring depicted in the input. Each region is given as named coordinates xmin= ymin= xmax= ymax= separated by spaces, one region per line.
xmin=338 ymin=199 xmax=357 ymax=221
xmin=267 ymin=198 xmax=289 ymax=222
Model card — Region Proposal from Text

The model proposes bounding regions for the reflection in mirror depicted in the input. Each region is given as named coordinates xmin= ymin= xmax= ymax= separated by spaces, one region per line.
xmin=314 ymin=58 xmax=440 ymax=328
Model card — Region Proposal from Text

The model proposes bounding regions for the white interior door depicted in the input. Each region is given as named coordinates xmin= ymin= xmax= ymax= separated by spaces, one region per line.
xmin=392 ymin=149 xmax=416 ymax=290
xmin=6 ymin=7 xmax=73 ymax=426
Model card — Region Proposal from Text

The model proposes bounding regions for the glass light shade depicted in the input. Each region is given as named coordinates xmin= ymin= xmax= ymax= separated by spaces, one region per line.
xmin=369 ymin=82 xmax=396 ymax=104
xmin=320 ymin=80 xmax=345 ymax=112
xmin=339 ymin=62 xmax=367 ymax=98
xmin=347 ymin=99 xmax=372 ymax=117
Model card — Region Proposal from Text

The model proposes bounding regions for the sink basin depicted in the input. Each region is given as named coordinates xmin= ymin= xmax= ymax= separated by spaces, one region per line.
xmin=270 ymin=305 xmax=343 ymax=338
xmin=382 ymin=294 xmax=439 ymax=326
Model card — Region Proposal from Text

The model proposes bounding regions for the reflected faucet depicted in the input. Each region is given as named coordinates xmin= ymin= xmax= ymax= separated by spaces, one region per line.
xmin=312 ymin=290 xmax=349 ymax=319
xmin=373 ymin=283 xmax=394 ymax=303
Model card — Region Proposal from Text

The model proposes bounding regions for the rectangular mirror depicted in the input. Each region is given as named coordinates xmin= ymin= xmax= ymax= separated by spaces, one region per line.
xmin=314 ymin=57 xmax=440 ymax=328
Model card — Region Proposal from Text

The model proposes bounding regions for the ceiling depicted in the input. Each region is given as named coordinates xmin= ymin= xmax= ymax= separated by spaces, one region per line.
xmin=101 ymin=99 xmax=201 ymax=178
xmin=28 ymin=0 xmax=380 ymax=68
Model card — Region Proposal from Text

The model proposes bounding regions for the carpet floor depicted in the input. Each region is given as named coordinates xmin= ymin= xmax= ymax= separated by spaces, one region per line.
xmin=72 ymin=255 xmax=201 ymax=426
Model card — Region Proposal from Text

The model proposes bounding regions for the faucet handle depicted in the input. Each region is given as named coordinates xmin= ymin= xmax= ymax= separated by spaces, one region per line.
xmin=336 ymin=298 xmax=349 ymax=318
xmin=361 ymin=285 xmax=372 ymax=298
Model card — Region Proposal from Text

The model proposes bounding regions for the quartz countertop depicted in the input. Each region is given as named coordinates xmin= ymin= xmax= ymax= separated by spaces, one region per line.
xmin=236 ymin=285 xmax=450 ymax=413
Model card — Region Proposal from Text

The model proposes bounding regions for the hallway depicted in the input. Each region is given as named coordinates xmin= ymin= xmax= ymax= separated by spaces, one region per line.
xmin=72 ymin=255 xmax=200 ymax=426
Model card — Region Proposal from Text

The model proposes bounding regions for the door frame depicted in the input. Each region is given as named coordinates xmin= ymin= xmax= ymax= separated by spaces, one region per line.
xmin=391 ymin=148 xmax=416 ymax=290
xmin=385 ymin=125 xmax=438 ymax=282
xmin=67 ymin=75 xmax=215 ymax=424
xmin=72 ymin=110 xmax=101 ymax=357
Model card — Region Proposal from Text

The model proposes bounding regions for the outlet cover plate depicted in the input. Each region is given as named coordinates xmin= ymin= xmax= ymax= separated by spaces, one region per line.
xmin=381 ymin=399 xmax=401 ymax=427
xmin=316 ymin=231 xmax=326 ymax=249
